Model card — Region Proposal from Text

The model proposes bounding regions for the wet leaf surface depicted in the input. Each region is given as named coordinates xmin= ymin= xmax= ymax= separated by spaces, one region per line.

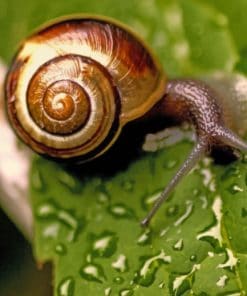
xmin=31 ymin=142 xmax=247 ymax=295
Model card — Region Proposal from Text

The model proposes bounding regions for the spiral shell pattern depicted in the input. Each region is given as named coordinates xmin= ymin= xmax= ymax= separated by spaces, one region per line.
xmin=5 ymin=16 xmax=166 ymax=160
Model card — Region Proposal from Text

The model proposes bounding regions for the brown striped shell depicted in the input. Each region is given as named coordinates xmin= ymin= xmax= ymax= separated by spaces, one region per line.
xmin=5 ymin=16 xmax=166 ymax=160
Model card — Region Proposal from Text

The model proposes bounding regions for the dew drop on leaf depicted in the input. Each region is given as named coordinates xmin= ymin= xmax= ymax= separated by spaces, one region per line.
xmin=173 ymin=201 xmax=193 ymax=226
xmin=137 ymin=229 xmax=152 ymax=245
xmin=57 ymin=276 xmax=74 ymax=296
xmin=208 ymin=252 xmax=214 ymax=257
xmin=97 ymin=191 xmax=111 ymax=204
xmin=119 ymin=289 xmax=133 ymax=296
xmin=108 ymin=203 xmax=136 ymax=219
xmin=104 ymin=287 xmax=111 ymax=296
xmin=91 ymin=231 xmax=118 ymax=258
xmin=173 ymin=264 xmax=201 ymax=294
xmin=173 ymin=238 xmax=184 ymax=251
xmin=42 ymin=223 xmax=59 ymax=239
xmin=221 ymin=166 xmax=240 ymax=181
xmin=158 ymin=281 xmax=166 ymax=289
xmin=164 ymin=159 xmax=178 ymax=169
xmin=166 ymin=204 xmax=179 ymax=217
xmin=217 ymin=248 xmax=238 ymax=270
xmin=189 ymin=255 xmax=197 ymax=262
xmin=36 ymin=203 xmax=57 ymax=218
xmin=55 ymin=243 xmax=67 ymax=255
xmin=159 ymin=227 xmax=170 ymax=237
xmin=36 ymin=202 xmax=83 ymax=242
xmin=112 ymin=254 xmax=128 ymax=273
xmin=134 ymin=250 xmax=171 ymax=287
xmin=114 ymin=276 xmax=124 ymax=284
xmin=227 ymin=184 xmax=244 ymax=194
xmin=57 ymin=170 xmax=81 ymax=193
xmin=197 ymin=196 xmax=223 ymax=245
xmin=199 ymin=195 xmax=208 ymax=209
xmin=142 ymin=190 xmax=162 ymax=210
xmin=31 ymin=168 xmax=46 ymax=191
xmin=216 ymin=275 xmax=228 ymax=288
xmin=80 ymin=263 xmax=106 ymax=283
xmin=192 ymin=188 xmax=200 ymax=196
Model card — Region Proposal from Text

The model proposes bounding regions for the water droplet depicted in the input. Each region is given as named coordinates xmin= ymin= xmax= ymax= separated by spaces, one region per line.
xmin=193 ymin=189 xmax=200 ymax=196
xmin=36 ymin=201 xmax=83 ymax=242
xmin=221 ymin=166 xmax=240 ymax=180
xmin=197 ymin=196 xmax=223 ymax=244
xmin=97 ymin=191 xmax=110 ymax=204
xmin=159 ymin=227 xmax=170 ymax=237
xmin=80 ymin=263 xmax=106 ymax=283
xmin=55 ymin=243 xmax=67 ymax=255
xmin=31 ymin=169 xmax=46 ymax=191
xmin=121 ymin=179 xmax=135 ymax=192
xmin=164 ymin=160 xmax=177 ymax=169
xmin=57 ymin=276 xmax=74 ymax=296
xmin=43 ymin=223 xmax=59 ymax=238
xmin=227 ymin=184 xmax=244 ymax=194
xmin=173 ymin=239 xmax=183 ymax=251
xmin=200 ymin=168 xmax=215 ymax=191
xmin=86 ymin=253 xmax=92 ymax=263
xmin=108 ymin=203 xmax=136 ymax=219
xmin=112 ymin=254 xmax=128 ymax=273
xmin=142 ymin=190 xmax=162 ymax=210
xmin=166 ymin=204 xmax=179 ymax=217
xmin=36 ymin=202 xmax=57 ymax=218
xmin=173 ymin=264 xmax=201 ymax=294
xmin=174 ymin=201 xmax=193 ymax=226
xmin=104 ymin=287 xmax=111 ymax=296
xmin=91 ymin=231 xmax=118 ymax=258
xmin=216 ymin=275 xmax=228 ymax=288
xmin=114 ymin=276 xmax=124 ymax=284
xmin=190 ymin=255 xmax=197 ymax=262
xmin=199 ymin=195 xmax=208 ymax=209
xmin=217 ymin=248 xmax=238 ymax=270
xmin=119 ymin=289 xmax=133 ymax=296
xmin=137 ymin=229 xmax=152 ymax=245
xmin=58 ymin=170 xmax=81 ymax=193
xmin=158 ymin=281 xmax=166 ymax=289
xmin=134 ymin=250 xmax=171 ymax=287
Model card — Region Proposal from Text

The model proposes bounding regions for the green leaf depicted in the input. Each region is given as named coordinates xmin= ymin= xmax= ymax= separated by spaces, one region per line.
xmin=31 ymin=143 xmax=247 ymax=295
xmin=1 ymin=0 xmax=247 ymax=295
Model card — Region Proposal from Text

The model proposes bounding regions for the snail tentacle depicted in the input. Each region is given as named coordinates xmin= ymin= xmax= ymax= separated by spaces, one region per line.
xmin=142 ymin=78 xmax=247 ymax=226
xmin=141 ymin=138 xmax=207 ymax=227
xmin=215 ymin=126 xmax=247 ymax=152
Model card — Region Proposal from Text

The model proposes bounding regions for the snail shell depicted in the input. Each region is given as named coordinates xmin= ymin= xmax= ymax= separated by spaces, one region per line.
xmin=5 ymin=16 xmax=166 ymax=160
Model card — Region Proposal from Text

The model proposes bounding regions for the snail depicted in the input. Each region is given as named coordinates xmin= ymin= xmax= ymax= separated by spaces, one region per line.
xmin=5 ymin=15 xmax=247 ymax=227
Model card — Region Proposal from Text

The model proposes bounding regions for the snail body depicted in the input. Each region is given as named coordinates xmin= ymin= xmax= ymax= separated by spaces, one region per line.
xmin=5 ymin=16 xmax=247 ymax=226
